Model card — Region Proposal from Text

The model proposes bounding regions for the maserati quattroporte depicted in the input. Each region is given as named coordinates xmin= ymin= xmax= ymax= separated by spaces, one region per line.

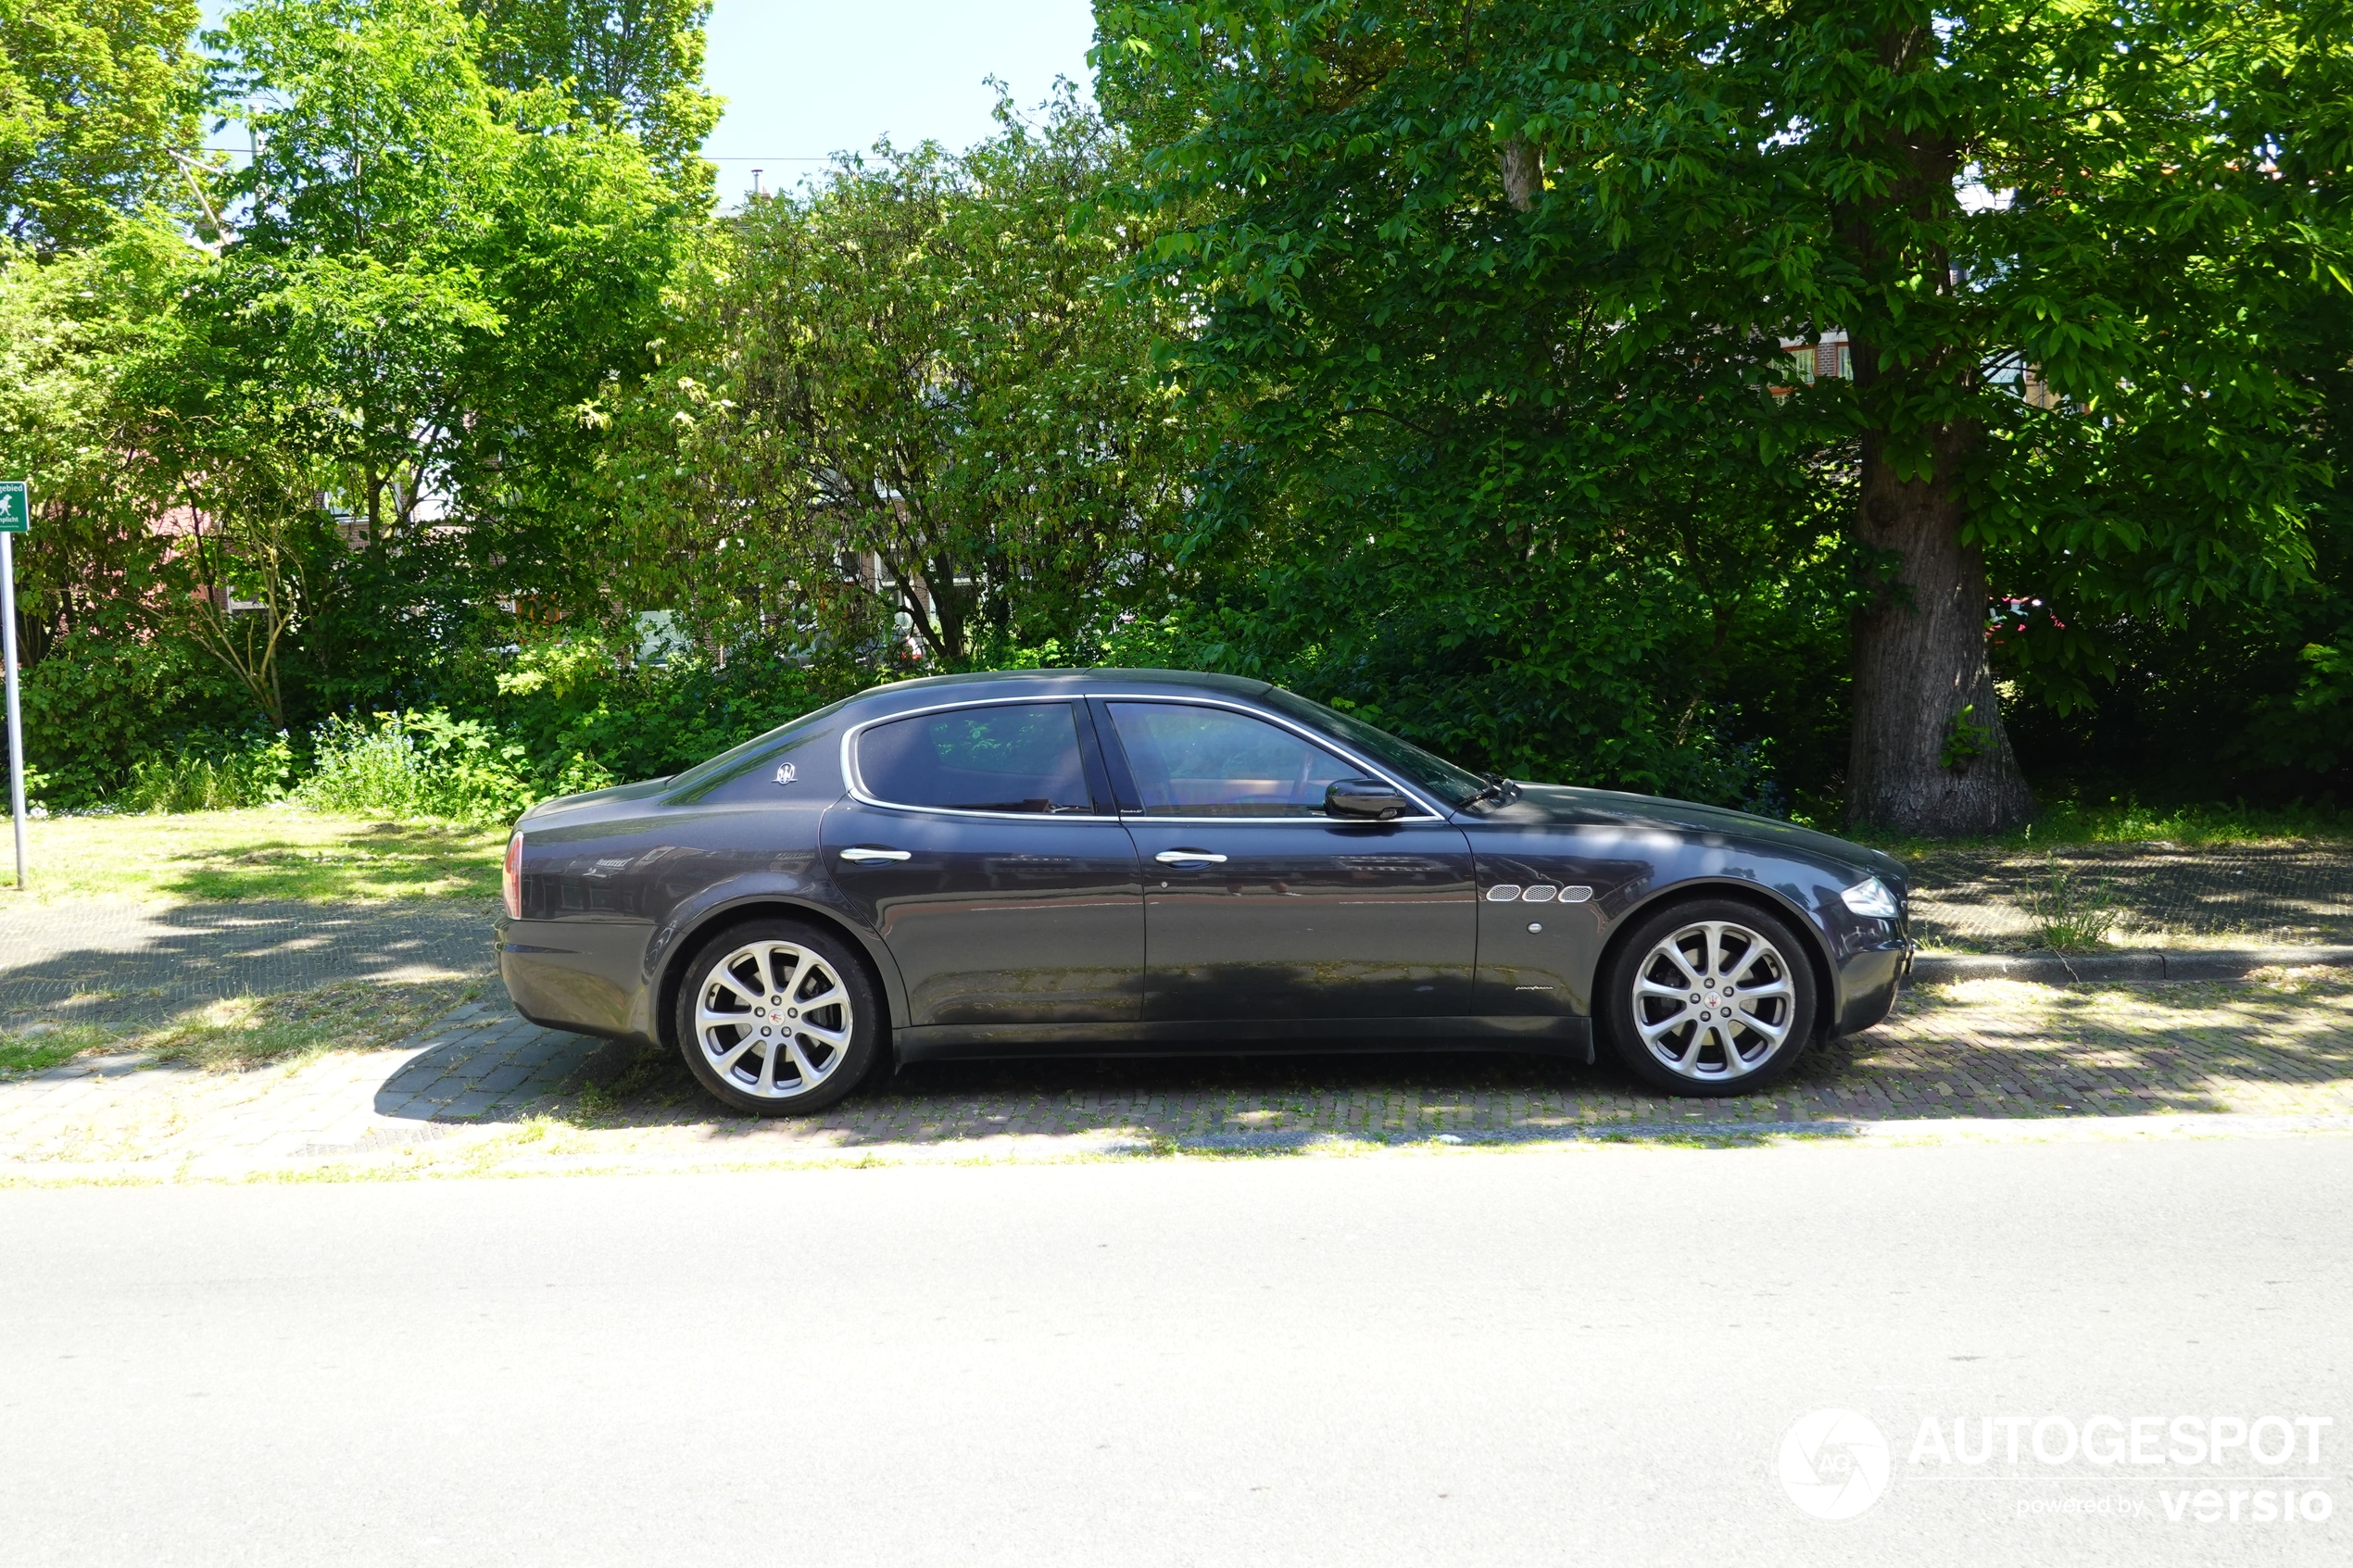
xmin=497 ymin=670 xmax=1911 ymax=1113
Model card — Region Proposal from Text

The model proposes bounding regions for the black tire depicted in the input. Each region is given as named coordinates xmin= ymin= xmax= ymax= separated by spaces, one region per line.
xmin=673 ymin=919 xmax=883 ymax=1116
xmin=1598 ymin=897 xmax=1818 ymax=1098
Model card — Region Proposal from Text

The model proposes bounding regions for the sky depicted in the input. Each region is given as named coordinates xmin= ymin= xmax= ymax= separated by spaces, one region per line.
xmin=197 ymin=2 xmax=1104 ymax=207
xmin=703 ymin=1 xmax=1100 ymax=207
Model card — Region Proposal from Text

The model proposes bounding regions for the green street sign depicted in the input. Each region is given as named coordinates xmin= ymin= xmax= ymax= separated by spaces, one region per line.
xmin=0 ymin=481 xmax=26 ymax=533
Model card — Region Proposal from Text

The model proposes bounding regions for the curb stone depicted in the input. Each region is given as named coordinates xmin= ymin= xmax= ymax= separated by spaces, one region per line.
xmin=6 ymin=1112 xmax=2351 ymax=1185
xmin=1907 ymin=945 xmax=2353 ymax=987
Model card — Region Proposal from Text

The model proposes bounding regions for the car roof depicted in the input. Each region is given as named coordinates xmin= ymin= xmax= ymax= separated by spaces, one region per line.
xmin=847 ymin=668 xmax=1273 ymax=718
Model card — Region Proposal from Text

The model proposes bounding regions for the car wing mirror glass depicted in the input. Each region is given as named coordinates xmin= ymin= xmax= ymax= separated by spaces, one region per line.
xmin=1326 ymin=778 xmax=1412 ymax=820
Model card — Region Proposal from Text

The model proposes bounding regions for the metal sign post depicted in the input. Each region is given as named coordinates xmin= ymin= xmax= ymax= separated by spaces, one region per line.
xmin=0 ymin=479 xmax=27 ymax=890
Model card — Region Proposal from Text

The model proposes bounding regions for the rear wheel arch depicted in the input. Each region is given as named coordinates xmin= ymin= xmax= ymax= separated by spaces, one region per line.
xmin=1594 ymin=879 xmax=1838 ymax=1041
xmin=655 ymin=897 xmax=901 ymax=1057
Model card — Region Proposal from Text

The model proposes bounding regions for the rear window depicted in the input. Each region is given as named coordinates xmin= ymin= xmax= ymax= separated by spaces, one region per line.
xmin=857 ymin=702 xmax=1093 ymax=814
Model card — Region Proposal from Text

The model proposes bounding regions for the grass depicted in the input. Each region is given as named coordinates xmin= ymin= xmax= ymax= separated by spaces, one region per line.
xmin=0 ymin=977 xmax=484 ymax=1077
xmin=0 ymin=807 xmax=504 ymax=903
xmin=2021 ymin=856 xmax=2120 ymax=951
xmin=1853 ymin=796 xmax=2353 ymax=859
xmin=0 ymin=1023 xmax=114 ymax=1074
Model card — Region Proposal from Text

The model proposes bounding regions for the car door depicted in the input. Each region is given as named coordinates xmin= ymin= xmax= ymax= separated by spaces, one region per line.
xmin=1094 ymin=697 xmax=1477 ymax=1022
xmin=822 ymin=699 xmax=1142 ymax=1027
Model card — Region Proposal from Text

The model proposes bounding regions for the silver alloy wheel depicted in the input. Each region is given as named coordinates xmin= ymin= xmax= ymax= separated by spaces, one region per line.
xmin=1630 ymin=919 xmax=1797 ymax=1082
xmin=692 ymin=939 xmax=854 ymax=1100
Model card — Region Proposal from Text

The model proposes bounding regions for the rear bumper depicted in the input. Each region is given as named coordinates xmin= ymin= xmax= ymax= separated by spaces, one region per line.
xmin=497 ymin=918 xmax=659 ymax=1045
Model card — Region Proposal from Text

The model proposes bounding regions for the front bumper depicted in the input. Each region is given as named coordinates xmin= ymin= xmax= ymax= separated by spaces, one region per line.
xmin=1831 ymin=907 xmax=1912 ymax=1036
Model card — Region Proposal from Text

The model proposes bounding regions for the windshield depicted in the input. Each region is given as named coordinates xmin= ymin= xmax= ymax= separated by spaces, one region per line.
xmin=1260 ymin=688 xmax=1490 ymax=809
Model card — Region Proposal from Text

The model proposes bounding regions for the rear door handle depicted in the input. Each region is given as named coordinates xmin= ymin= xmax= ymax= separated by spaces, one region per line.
xmin=1154 ymin=849 xmax=1227 ymax=865
xmin=839 ymin=847 xmax=912 ymax=862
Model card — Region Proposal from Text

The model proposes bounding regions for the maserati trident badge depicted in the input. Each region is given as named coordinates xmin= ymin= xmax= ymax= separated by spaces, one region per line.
xmin=774 ymin=763 xmax=798 ymax=785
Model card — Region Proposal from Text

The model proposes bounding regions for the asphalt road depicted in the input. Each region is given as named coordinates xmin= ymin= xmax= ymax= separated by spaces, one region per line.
xmin=2 ymin=1136 xmax=2347 ymax=1567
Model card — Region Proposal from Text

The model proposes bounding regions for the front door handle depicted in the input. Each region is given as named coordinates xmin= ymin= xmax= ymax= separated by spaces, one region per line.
xmin=1154 ymin=849 xmax=1228 ymax=865
xmin=839 ymin=847 xmax=912 ymax=863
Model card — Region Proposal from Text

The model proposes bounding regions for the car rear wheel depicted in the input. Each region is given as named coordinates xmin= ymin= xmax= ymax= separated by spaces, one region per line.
xmin=1600 ymin=897 xmax=1818 ymax=1097
xmin=673 ymin=920 xmax=881 ymax=1116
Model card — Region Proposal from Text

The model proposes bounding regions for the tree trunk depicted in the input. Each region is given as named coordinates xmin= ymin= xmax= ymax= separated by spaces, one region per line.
xmin=1499 ymin=137 xmax=1541 ymax=211
xmin=1840 ymin=26 xmax=2034 ymax=839
xmin=1845 ymin=416 xmax=2032 ymax=835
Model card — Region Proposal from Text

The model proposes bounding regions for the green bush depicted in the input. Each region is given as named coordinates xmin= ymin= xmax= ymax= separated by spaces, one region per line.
xmin=18 ymin=635 xmax=251 ymax=809
xmin=481 ymin=635 xmax=851 ymax=792
xmin=28 ymin=627 xmax=862 ymax=822
xmin=123 ymin=731 xmax=294 ymax=812
xmin=296 ymin=709 xmax=539 ymax=825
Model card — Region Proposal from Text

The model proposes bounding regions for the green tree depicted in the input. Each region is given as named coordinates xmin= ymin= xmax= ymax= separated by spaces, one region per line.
xmin=204 ymin=0 xmax=510 ymax=542
xmin=1 ymin=0 xmax=727 ymax=794
xmin=463 ymin=0 xmax=721 ymax=175
xmin=1099 ymin=0 xmax=2348 ymax=834
xmin=0 ymin=0 xmax=203 ymax=255
xmin=86 ymin=0 xmax=703 ymax=725
xmin=0 ymin=225 xmax=294 ymax=778
xmin=612 ymin=90 xmax=1193 ymax=668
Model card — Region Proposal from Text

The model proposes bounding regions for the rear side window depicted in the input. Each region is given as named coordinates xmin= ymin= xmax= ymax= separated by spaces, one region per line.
xmin=857 ymin=702 xmax=1093 ymax=814
xmin=661 ymin=696 xmax=854 ymax=803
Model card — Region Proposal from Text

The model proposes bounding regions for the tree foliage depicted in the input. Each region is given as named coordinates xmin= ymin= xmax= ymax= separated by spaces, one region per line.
xmin=4 ymin=0 xmax=2350 ymax=830
xmin=463 ymin=0 xmax=721 ymax=177
xmin=1096 ymin=0 xmax=2352 ymax=827
xmin=0 ymin=0 xmax=204 ymax=254
xmin=610 ymin=90 xmax=1195 ymax=668
xmin=1 ymin=0 xmax=704 ymax=788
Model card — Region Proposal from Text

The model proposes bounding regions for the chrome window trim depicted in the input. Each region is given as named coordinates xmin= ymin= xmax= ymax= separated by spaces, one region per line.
xmin=840 ymin=696 xmax=1122 ymax=823
xmin=837 ymin=691 xmax=1450 ymax=825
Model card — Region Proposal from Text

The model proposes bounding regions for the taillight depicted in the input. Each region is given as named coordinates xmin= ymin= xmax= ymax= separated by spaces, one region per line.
xmin=503 ymin=830 xmax=523 ymax=919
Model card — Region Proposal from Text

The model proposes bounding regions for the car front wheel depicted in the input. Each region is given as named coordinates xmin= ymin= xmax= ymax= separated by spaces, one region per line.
xmin=1600 ymin=897 xmax=1818 ymax=1097
xmin=673 ymin=920 xmax=882 ymax=1115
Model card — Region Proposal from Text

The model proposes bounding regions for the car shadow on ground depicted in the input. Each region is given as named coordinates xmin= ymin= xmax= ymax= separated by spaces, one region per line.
xmin=364 ymin=972 xmax=2353 ymax=1142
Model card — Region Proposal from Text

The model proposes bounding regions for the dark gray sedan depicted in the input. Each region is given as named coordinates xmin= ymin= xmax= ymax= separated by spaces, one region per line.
xmin=497 ymin=670 xmax=1911 ymax=1113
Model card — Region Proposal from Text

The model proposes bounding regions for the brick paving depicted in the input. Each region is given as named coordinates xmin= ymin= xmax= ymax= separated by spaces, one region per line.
xmin=1906 ymin=843 xmax=2353 ymax=951
xmin=1 ymin=842 xmax=2347 ymax=1179
xmin=0 ymin=841 xmax=2342 ymax=1035
xmin=4 ymin=971 xmax=2349 ymax=1179
xmin=0 ymin=898 xmax=496 ymax=1029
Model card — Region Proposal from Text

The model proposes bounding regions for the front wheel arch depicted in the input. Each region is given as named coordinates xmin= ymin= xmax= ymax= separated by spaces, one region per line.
xmin=1596 ymin=895 xmax=1822 ymax=1095
xmin=1593 ymin=880 xmax=1838 ymax=1047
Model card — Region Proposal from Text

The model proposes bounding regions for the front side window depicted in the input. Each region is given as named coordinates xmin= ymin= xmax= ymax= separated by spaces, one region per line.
xmin=1258 ymin=688 xmax=1487 ymax=807
xmin=858 ymin=702 xmax=1092 ymax=814
xmin=1107 ymin=703 xmax=1362 ymax=818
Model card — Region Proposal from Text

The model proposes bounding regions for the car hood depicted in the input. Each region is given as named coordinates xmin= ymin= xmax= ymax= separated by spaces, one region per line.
xmin=1476 ymin=784 xmax=1906 ymax=886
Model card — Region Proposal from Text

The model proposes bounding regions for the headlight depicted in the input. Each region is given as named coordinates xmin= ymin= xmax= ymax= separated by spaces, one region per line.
xmin=1841 ymin=875 xmax=1899 ymax=919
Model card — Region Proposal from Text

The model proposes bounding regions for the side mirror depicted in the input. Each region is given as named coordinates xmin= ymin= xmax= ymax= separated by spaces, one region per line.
xmin=1326 ymin=777 xmax=1413 ymax=821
